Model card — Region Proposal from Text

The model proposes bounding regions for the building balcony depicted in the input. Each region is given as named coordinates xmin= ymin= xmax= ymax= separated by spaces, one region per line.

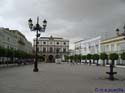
xmin=39 ymin=51 xmax=69 ymax=54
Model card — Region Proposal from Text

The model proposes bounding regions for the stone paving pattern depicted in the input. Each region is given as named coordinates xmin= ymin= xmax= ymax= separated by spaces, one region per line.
xmin=0 ymin=63 xmax=125 ymax=93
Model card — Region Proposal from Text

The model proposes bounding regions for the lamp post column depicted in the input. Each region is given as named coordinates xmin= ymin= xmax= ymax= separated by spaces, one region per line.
xmin=33 ymin=17 xmax=39 ymax=72
xmin=28 ymin=16 xmax=47 ymax=72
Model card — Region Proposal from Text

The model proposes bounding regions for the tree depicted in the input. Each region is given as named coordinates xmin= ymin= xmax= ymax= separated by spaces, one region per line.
xmin=0 ymin=47 xmax=5 ymax=57
xmin=100 ymin=53 xmax=108 ymax=66
xmin=81 ymin=55 xmax=86 ymax=63
xmin=92 ymin=54 xmax=99 ymax=66
xmin=109 ymin=53 xmax=119 ymax=66
xmin=64 ymin=55 xmax=69 ymax=62
xmin=77 ymin=54 xmax=82 ymax=63
xmin=120 ymin=52 xmax=125 ymax=64
xmin=120 ymin=52 xmax=125 ymax=60
xmin=69 ymin=55 xmax=74 ymax=62
xmin=38 ymin=55 xmax=44 ymax=62
xmin=0 ymin=47 xmax=5 ymax=64
xmin=74 ymin=55 xmax=78 ymax=62
xmin=86 ymin=54 xmax=92 ymax=65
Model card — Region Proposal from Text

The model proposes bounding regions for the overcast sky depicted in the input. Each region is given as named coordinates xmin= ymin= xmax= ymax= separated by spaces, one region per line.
xmin=0 ymin=0 xmax=125 ymax=49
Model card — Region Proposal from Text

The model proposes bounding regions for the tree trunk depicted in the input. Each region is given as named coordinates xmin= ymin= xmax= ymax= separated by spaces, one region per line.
xmin=106 ymin=59 xmax=109 ymax=65
xmin=96 ymin=60 xmax=99 ymax=66
xmin=93 ymin=60 xmax=95 ymax=64
xmin=89 ymin=60 xmax=91 ymax=65
xmin=103 ymin=60 xmax=105 ymax=66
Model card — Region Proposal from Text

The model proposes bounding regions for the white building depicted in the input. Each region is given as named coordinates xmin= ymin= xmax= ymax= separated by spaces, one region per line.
xmin=101 ymin=35 xmax=125 ymax=54
xmin=69 ymin=49 xmax=75 ymax=56
xmin=75 ymin=36 xmax=101 ymax=55
xmin=0 ymin=27 xmax=32 ymax=54
xmin=33 ymin=36 xmax=69 ymax=63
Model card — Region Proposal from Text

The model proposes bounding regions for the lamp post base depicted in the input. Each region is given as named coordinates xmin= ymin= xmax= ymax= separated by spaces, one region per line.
xmin=33 ymin=68 xmax=39 ymax=72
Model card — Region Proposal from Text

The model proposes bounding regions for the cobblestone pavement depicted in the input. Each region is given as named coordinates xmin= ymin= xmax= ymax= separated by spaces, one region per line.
xmin=0 ymin=63 xmax=125 ymax=93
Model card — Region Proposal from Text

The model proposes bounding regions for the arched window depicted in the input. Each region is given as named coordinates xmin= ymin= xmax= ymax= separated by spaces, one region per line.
xmin=63 ymin=48 xmax=66 ymax=52
xmin=50 ymin=47 xmax=53 ymax=53
xmin=43 ymin=47 xmax=46 ymax=53
xmin=56 ymin=48 xmax=60 ymax=53
xmin=43 ymin=42 xmax=46 ymax=44
xmin=57 ymin=42 xmax=59 ymax=45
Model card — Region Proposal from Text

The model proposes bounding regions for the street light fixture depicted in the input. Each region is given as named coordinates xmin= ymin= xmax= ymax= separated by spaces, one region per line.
xmin=116 ymin=28 xmax=120 ymax=36
xmin=28 ymin=17 xmax=47 ymax=72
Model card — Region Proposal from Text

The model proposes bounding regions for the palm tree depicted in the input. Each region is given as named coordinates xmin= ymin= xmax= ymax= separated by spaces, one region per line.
xmin=100 ymin=53 xmax=108 ymax=66
xmin=86 ymin=54 xmax=92 ymax=65
xmin=92 ymin=54 xmax=99 ymax=66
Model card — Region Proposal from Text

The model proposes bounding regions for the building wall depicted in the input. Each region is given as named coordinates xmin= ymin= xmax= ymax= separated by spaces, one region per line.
xmin=0 ymin=28 xmax=17 ymax=49
xmin=0 ymin=27 xmax=32 ymax=54
xmin=75 ymin=36 xmax=101 ymax=55
xmin=33 ymin=36 xmax=69 ymax=62
xmin=101 ymin=35 xmax=125 ymax=54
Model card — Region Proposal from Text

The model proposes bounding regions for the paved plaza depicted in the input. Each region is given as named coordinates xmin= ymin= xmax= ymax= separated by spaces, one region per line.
xmin=0 ymin=63 xmax=125 ymax=93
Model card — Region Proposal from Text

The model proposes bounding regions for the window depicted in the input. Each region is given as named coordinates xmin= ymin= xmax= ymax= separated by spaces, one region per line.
xmin=57 ymin=42 xmax=59 ymax=45
xmin=8 ymin=37 xmax=10 ymax=41
xmin=56 ymin=48 xmax=60 ymax=53
xmin=43 ymin=42 xmax=46 ymax=44
xmin=63 ymin=48 xmax=66 ymax=52
xmin=43 ymin=47 xmax=46 ymax=53
xmin=64 ymin=42 xmax=66 ymax=45
xmin=50 ymin=42 xmax=52 ymax=44
xmin=50 ymin=48 xmax=52 ymax=52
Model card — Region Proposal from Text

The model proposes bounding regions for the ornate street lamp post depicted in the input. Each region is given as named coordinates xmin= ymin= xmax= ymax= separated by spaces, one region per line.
xmin=28 ymin=17 xmax=47 ymax=72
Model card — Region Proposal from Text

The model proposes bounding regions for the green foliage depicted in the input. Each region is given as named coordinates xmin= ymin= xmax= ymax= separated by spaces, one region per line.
xmin=64 ymin=55 xmax=69 ymax=61
xmin=38 ymin=55 xmax=44 ymax=62
xmin=81 ymin=55 xmax=86 ymax=60
xmin=120 ymin=52 xmax=125 ymax=60
xmin=74 ymin=55 xmax=78 ymax=61
xmin=77 ymin=54 xmax=81 ymax=60
xmin=86 ymin=54 xmax=92 ymax=60
xmin=109 ymin=53 xmax=119 ymax=60
xmin=0 ymin=46 xmax=5 ymax=57
xmin=0 ymin=46 xmax=33 ymax=59
xmin=92 ymin=54 xmax=99 ymax=60
xmin=69 ymin=55 xmax=74 ymax=60
xmin=100 ymin=53 xmax=108 ymax=60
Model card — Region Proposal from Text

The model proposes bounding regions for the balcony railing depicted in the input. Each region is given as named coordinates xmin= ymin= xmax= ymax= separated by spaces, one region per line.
xmin=39 ymin=51 xmax=69 ymax=54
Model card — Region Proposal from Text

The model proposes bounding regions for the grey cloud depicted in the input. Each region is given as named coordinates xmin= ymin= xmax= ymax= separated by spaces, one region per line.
xmin=0 ymin=0 xmax=125 ymax=49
